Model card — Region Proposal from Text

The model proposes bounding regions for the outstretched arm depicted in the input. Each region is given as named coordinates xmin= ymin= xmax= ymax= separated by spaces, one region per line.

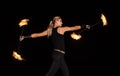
xmin=19 ymin=29 xmax=48 ymax=41
xmin=63 ymin=25 xmax=90 ymax=32
xmin=63 ymin=25 xmax=81 ymax=32
xmin=30 ymin=29 xmax=48 ymax=38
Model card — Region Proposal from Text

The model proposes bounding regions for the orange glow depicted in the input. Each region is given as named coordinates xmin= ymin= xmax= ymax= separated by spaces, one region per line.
xmin=12 ymin=51 xmax=24 ymax=61
xmin=71 ymin=32 xmax=82 ymax=40
xmin=19 ymin=19 xmax=29 ymax=27
xmin=101 ymin=14 xmax=107 ymax=26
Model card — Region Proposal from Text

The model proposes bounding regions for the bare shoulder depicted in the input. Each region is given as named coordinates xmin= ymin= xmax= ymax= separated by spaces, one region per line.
xmin=58 ymin=26 xmax=69 ymax=31
xmin=59 ymin=26 xmax=69 ymax=30
xmin=57 ymin=27 xmax=67 ymax=35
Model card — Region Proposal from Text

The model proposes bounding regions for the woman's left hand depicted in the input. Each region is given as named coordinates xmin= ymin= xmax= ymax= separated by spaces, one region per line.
xmin=86 ymin=25 xmax=91 ymax=29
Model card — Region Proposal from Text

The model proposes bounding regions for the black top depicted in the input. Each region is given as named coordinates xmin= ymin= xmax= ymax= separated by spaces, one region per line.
xmin=50 ymin=27 xmax=65 ymax=51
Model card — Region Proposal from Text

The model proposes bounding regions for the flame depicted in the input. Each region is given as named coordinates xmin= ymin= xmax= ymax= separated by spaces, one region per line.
xmin=101 ymin=14 xmax=107 ymax=26
xmin=71 ymin=32 xmax=82 ymax=40
xmin=12 ymin=51 xmax=24 ymax=61
xmin=19 ymin=19 xmax=29 ymax=27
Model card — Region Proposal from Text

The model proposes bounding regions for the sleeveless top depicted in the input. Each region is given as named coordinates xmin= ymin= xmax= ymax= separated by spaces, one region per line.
xmin=50 ymin=27 xmax=65 ymax=51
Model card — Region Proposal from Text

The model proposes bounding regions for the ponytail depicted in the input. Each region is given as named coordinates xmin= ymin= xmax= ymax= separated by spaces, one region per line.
xmin=47 ymin=21 xmax=53 ymax=37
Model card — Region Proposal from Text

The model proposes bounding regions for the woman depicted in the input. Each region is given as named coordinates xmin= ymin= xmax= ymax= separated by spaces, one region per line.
xmin=20 ymin=16 xmax=90 ymax=76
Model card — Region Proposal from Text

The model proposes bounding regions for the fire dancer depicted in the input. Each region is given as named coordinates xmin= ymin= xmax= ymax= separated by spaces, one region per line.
xmin=20 ymin=16 xmax=90 ymax=76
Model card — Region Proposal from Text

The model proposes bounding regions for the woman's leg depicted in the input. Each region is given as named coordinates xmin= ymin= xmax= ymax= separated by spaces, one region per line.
xmin=45 ymin=52 xmax=62 ymax=76
xmin=60 ymin=57 xmax=70 ymax=76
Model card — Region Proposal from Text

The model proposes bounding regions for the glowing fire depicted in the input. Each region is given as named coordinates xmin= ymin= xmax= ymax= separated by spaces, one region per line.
xmin=101 ymin=14 xmax=107 ymax=26
xmin=12 ymin=51 xmax=24 ymax=61
xmin=71 ymin=32 xmax=82 ymax=40
xmin=19 ymin=19 xmax=29 ymax=27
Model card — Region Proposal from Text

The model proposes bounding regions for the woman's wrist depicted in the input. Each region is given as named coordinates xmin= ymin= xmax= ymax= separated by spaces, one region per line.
xmin=81 ymin=25 xmax=86 ymax=29
xmin=24 ymin=35 xmax=32 ymax=38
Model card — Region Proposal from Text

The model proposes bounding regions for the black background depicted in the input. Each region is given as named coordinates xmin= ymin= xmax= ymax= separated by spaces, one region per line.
xmin=1 ymin=0 xmax=113 ymax=76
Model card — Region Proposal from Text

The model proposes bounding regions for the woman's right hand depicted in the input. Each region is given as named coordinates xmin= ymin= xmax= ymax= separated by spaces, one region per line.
xmin=19 ymin=36 xmax=25 ymax=41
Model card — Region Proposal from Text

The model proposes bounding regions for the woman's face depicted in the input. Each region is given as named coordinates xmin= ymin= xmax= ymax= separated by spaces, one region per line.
xmin=56 ymin=19 xmax=63 ymax=27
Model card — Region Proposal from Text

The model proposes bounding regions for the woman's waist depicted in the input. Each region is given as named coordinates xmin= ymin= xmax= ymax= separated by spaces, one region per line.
xmin=54 ymin=49 xmax=65 ymax=54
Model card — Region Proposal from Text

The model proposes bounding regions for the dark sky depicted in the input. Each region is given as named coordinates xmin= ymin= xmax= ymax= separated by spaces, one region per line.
xmin=1 ymin=0 xmax=113 ymax=76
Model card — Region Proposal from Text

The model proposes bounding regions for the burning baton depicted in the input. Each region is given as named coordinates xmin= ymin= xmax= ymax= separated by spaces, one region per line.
xmin=12 ymin=19 xmax=29 ymax=61
xmin=71 ymin=13 xmax=108 ymax=40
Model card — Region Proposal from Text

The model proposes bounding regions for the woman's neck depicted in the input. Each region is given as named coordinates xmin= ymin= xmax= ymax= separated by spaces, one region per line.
xmin=54 ymin=26 xmax=59 ymax=28
xmin=54 ymin=25 xmax=61 ymax=28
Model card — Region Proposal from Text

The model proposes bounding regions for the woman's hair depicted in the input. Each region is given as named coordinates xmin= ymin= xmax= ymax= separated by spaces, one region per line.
xmin=47 ymin=20 xmax=53 ymax=37
xmin=52 ymin=16 xmax=61 ymax=24
xmin=47 ymin=16 xmax=61 ymax=37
